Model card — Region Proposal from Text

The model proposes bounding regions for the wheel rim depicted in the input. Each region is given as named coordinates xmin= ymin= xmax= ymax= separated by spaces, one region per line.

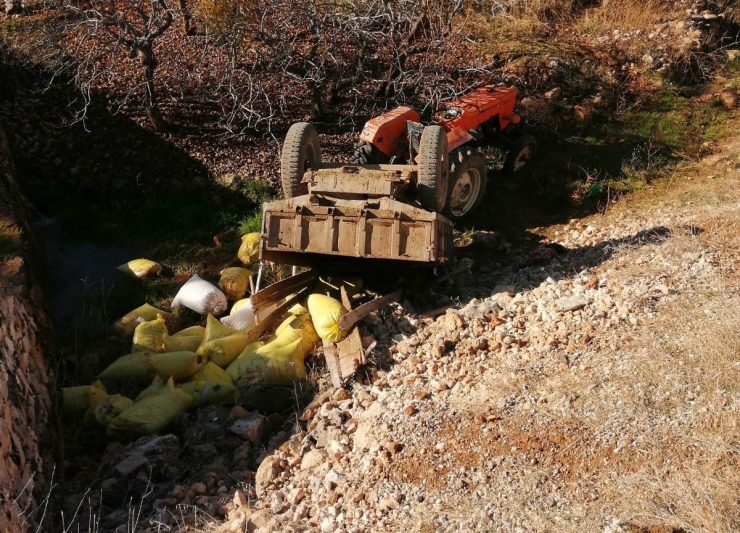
xmin=512 ymin=144 xmax=534 ymax=171
xmin=449 ymin=167 xmax=481 ymax=217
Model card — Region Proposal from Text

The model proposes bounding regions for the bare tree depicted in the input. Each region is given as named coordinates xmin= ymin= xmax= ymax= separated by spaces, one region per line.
xmin=75 ymin=0 xmax=175 ymax=131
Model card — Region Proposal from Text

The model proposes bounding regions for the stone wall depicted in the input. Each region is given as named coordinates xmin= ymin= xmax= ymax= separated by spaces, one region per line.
xmin=0 ymin=128 xmax=53 ymax=532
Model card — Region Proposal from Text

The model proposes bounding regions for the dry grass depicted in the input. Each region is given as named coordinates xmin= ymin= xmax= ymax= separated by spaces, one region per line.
xmin=462 ymin=0 xmax=674 ymax=38
xmin=567 ymin=207 xmax=740 ymax=532
xmin=607 ymin=295 xmax=740 ymax=532
xmin=576 ymin=0 xmax=675 ymax=34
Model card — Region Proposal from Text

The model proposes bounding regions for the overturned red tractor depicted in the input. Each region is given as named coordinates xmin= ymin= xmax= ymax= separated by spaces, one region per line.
xmin=262 ymin=85 xmax=535 ymax=266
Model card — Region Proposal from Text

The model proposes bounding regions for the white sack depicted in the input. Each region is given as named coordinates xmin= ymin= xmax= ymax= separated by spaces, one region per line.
xmin=171 ymin=274 xmax=228 ymax=316
xmin=220 ymin=301 xmax=255 ymax=330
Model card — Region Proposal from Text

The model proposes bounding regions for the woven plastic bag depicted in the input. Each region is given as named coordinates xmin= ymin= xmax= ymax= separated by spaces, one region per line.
xmin=107 ymin=377 xmax=192 ymax=437
xmin=220 ymin=302 xmax=255 ymax=330
xmin=230 ymin=337 xmax=306 ymax=386
xmin=197 ymin=333 xmax=249 ymax=368
xmin=148 ymin=351 xmax=203 ymax=381
xmin=225 ymin=341 xmax=264 ymax=383
xmin=132 ymin=314 xmax=168 ymax=353
xmin=117 ymin=258 xmax=163 ymax=279
xmin=237 ymin=232 xmax=261 ymax=265
xmin=274 ymin=314 xmax=319 ymax=357
xmin=201 ymin=314 xmax=238 ymax=346
xmin=171 ymin=274 xmax=228 ymax=316
xmin=84 ymin=394 xmax=134 ymax=428
xmin=62 ymin=380 xmax=108 ymax=415
xmin=163 ymin=331 xmax=204 ymax=352
xmin=135 ymin=375 xmax=165 ymax=402
xmin=218 ymin=267 xmax=253 ymax=301
xmin=98 ymin=352 xmax=154 ymax=383
xmin=179 ymin=362 xmax=237 ymax=405
xmin=114 ymin=304 xmax=169 ymax=337
xmin=179 ymin=380 xmax=238 ymax=406
xmin=172 ymin=325 xmax=206 ymax=337
xmin=307 ymin=294 xmax=348 ymax=343
xmin=230 ymin=298 xmax=251 ymax=315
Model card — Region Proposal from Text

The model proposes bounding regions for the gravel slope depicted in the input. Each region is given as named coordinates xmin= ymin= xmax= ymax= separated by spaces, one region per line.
xmin=212 ymin=130 xmax=740 ymax=533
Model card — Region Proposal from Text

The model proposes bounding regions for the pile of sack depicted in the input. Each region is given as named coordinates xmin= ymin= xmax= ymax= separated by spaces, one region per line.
xmin=62 ymin=233 xmax=357 ymax=439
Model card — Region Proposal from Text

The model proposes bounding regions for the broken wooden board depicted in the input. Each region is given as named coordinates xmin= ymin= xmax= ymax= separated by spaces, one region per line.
xmin=248 ymin=288 xmax=307 ymax=340
xmin=323 ymin=287 xmax=401 ymax=388
xmin=323 ymin=328 xmax=364 ymax=389
xmin=338 ymin=289 xmax=401 ymax=331
xmin=251 ymin=269 xmax=317 ymax=324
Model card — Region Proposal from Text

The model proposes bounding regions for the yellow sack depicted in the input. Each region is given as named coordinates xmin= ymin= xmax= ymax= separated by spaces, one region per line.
xmin=135 ymin=375 xmax=165 ymax=402
xmin=172 ymin=325 xmax=206 ymax=337
xmin=114 ymin=304 xmax=169 ymax=337
xmin=62 ymin=380 xmax=108 ymax=415
xmin=218 ymin=267 xmax=253 ymax=301
xmin=287 ymin=303 xmax=309 ymax=316
xmin=307 ymin=294 xmax=348 ymax=343
xmin=98 ymin=352 xmax=154 ymax=383
xmin=274 ymin=315 xmax=319 ymax=357
xmin=148 ymin=351 xmax=202 ymax=381
xmin=200 ymin=314 xmax=238 ymax=347
xmin=234 ymin=338 xmax=306 ymax=386
xmin=107 ymin=377 xmax=192 ymax=437
xmin=230 ymin=298 xmax=251 ymax=315
xmin=84 ymin=394 xmax=134 ymax=428
xmin=180 ymin=362 xmax=237 ymax=405
xmin=179 ymin=380 xmax=238 ymax=406
xmin=132 ymin=314 xmax=168 ymax=353
xmin=237 ymin=232 xmax=261 ymax=265
xmin=197 ymin=332 xmax=249 ymax=368
xmin=188 ymin=361 xmax=234 ymax=387
xmin=163 ymin=333 xmax=203 ymax=353
xmin=117 ymin=258 xmax=163 ymax=279
xmin=225 ymin=341 xmax=264 ymax=382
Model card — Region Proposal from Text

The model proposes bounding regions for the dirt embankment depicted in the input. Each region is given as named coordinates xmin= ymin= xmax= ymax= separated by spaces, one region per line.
xmin=0 ymin=129 xmax=54 ymax=533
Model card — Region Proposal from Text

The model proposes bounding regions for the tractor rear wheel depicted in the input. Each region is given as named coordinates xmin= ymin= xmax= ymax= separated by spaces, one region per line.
xmin=281 ymin=122 xmax=322 ymax=198
xmin=417 ymin=125 xmax=449 ymax=212
xmin=444 ymin=148 xmax=487 ymax=221
xmin=503 ymin=135 xmax=537 ymax=173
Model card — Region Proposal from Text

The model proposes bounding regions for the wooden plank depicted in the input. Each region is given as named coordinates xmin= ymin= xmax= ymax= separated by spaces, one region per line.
xmin=251 ymin=269 xmax=316 ymax=309
xmin=254 ymin=288 xmax=307 ymax=327
xmin=322 ymin=286 xmax=371 ymax=388
xmin=337 ymin=289 xmax=402 ymax=331
xmin=322 ymin=341 xmax=343 ymax=389
xmin=336 ymin=328 xmax=364 ymax=378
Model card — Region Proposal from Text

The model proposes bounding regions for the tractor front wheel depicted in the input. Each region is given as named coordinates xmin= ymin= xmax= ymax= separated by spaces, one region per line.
xmin=417 ymin=125 xmax=449 ymax=212
xmin=503 ymin=135 xmax=537 ymax=173
xmin=281 ymin=122 xmax=322 ymax=198
xmin=444 ymin=148 xmax=487 ymax=221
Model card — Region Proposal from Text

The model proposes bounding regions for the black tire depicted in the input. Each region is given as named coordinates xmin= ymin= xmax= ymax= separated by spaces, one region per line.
xmin=417 ymin=125 xmax=449 ymax=212
xmin=349 ymin=141 xmax=383 ymax=165
xmin=503 ymin=135 xmax=537 ymax=173
xmin=280 ymin=122 xmax=322 ymax=198
xmin=444 ymin=148 xmax=488 ymax=221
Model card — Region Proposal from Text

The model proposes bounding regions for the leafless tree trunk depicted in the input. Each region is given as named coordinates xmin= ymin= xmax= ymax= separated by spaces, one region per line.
xmin=86 ymin=0 xmax=174 ymax=131
xmin=137 ymin=44 xmax=167 ymax=132
xmin=178 ymin=0 xmax=194 ymax=35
